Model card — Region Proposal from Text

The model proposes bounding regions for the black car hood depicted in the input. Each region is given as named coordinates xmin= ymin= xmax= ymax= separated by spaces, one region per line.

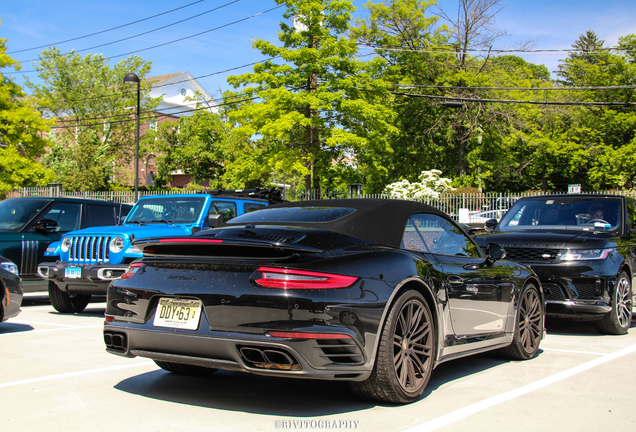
xmin=474 ymin=229 xmax=617 ymax=249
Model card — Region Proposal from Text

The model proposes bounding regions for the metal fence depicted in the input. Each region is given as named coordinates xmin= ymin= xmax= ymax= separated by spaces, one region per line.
xmin=6 ymin=186 xmax=636 ymax=218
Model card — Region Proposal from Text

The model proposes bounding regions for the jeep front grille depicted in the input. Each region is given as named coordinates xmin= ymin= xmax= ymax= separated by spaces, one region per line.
xmin=68 ymin=236 xmax=112 ymax=263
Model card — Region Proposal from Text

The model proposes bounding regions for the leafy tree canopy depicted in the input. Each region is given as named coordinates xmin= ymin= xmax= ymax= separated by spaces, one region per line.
xmin=25 ymin=48 xmax=159 ymax=191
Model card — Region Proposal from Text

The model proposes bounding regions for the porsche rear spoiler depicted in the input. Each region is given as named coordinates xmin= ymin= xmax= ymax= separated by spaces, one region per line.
xmin=133 ymin=237 xmax=323 ymax=258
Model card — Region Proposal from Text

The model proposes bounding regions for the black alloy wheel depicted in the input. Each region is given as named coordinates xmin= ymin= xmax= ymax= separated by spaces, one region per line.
xmin=48 ymin=281 xmax=91 ymax=313
xmin=154 ymin=360 xmax=218 ymax=376
xmin=350 ymin=289 xmax=435 ymax=404
xmin=500 ymin=283 xmax=543 ymax=360
xmin=594 ymin=271 xmax=632 ymax=335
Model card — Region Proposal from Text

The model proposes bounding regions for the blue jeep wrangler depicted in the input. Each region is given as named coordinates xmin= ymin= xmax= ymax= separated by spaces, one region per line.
xmin=37 ymin=189 xmax=281 ymax=312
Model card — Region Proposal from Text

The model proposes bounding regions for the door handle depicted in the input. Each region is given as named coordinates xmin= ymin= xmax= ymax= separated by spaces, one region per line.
xmin=447 ymin=275 xmax=464 ymax=285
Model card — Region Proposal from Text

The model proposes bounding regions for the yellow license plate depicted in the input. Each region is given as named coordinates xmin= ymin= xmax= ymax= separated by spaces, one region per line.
xmin=153 ymin=298 xmax=202 ymax=330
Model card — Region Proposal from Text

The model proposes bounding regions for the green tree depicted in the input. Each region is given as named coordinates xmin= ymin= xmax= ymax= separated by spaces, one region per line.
xmin=227 ymin=0 xmax=396 ymax=195
xmin=551 ymin=31 xmax=636 ymax=190
xmin=25 ymin=48 xmax=159 ymax=191
xmin=0 ymin=29 xmax=54 ymax=196
xmin=352 ymin=0 xmax=547 ymax=191
xmin=150 ymin=104 xmax=272 ymax=189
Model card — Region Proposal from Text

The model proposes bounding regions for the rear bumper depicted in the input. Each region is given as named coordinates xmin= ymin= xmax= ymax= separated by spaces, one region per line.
xmin=37 ymin=261 xmax=127 ymax=294
xmin=104 ymin=321 xmax=373 ymax=381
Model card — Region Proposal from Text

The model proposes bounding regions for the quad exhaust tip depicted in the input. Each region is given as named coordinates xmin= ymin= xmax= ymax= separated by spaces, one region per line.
xmin=239 ymin=346 xmax=300 ymax=371
xmin=104 ymin=331 xmax=127 ymax=351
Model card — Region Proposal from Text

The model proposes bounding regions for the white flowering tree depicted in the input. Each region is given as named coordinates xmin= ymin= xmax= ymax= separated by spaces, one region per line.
xmin=383 ymin=170 xmax=452 ymax=200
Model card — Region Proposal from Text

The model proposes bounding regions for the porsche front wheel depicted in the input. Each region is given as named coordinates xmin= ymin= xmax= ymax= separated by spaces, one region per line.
xmin=350 ymin=289 xmax=435 ymax=404
xmin=500 ymin=283 xmax=543 ymax=360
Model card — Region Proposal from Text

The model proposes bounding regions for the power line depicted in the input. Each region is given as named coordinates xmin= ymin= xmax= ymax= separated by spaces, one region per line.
xmin=359 ymin=45 xmax=636 ymax=56
xmin=18 ymin=0 xmax=242 ymax=64
xmin=51 ymin=93 xmax=257 ymax=128
xmin=391 ymin=91 xmax=636 ymax=107
xmin=38 ymin=57 xmax=277 ymax=105
xmin=7 ymin=0 xmax=208 ymax=54
xmin=394 ymin=84 xmax=636 ymax=91
xmin=8 ymin=5 xmax=284 ymax=75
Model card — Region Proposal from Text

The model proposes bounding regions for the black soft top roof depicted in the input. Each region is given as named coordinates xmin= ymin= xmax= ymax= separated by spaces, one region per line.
xmin=225 ymin=198 xmax=448 ymax=248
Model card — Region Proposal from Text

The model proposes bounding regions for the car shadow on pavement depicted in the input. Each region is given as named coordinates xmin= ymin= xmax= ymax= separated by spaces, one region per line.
xmin=114 ymin=352 xmax=512 ymax=414
xmin=0 ymin=322 xmax=34 ymax=334
xmin=545 ymin=316 xmax=636 ymax=336
xmin=48 ymin=306 xmax=107 ymax=317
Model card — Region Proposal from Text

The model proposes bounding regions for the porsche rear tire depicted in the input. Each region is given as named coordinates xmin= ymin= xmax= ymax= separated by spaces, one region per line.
xmin=154 ymin=360 xmax=218 ymax=377
xmin=350 ymin=289 xmax=435 ymax=404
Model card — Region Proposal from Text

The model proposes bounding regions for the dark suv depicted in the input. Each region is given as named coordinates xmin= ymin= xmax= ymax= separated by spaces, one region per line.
xmin=473 ymin=194 xmax=636 ymax=335
xmin=0 ymin=197 xmax=131 ymax=293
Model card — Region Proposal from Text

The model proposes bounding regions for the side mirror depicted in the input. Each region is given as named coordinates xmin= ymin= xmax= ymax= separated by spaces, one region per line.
xmin=464 ymin=243 xmax=506 ymax=270
xmin=484 ymin=218 xmax=498 ymax=232
xmin=206 ymin=214 xmax=223 ymax=228
xmin=486 ymin=243 xmax=506 ymax=261
xmin=33 ymin=218 xmax=59 ymax=233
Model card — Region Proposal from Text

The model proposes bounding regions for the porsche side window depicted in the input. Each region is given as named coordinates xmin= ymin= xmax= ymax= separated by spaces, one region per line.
xmin=401 ymin=218 xmax=429 ymax=252
xmin=410 ymin=213 xmax=480 ymax=257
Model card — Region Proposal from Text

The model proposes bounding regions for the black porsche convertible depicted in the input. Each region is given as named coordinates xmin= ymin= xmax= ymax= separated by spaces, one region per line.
xmin=104 ymin=199 xmax=544 ymax=404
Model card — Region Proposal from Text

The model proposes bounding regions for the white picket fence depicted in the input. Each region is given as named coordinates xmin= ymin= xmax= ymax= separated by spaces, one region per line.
xmin=6 ymin=186 xmax=636 ymax=217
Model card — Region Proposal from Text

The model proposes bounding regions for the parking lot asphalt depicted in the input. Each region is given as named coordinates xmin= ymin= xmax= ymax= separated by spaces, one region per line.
xmin=2 ymin=296 xmax=635 ymax=432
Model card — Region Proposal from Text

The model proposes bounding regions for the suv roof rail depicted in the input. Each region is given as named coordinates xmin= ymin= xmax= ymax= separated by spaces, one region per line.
xmin=205 ymin=187 xmax=284 ymax=204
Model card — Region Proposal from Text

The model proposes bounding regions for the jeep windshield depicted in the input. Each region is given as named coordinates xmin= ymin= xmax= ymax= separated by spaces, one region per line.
xmin=125 ymin=197 xmax=205 ymax=224
xmin=496 ymin=197 xmax=622 ymax=232
xmin=0 ymin=199 xmax=49 ymax=231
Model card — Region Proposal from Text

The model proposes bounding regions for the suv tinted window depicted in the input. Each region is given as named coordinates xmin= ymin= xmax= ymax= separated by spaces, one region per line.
xmin=37 ymin=202 xmax=81 ymax=232
xmin=0 ymin=199 xmax=49 ymax=231
xmin=86 ymin=204 xmax=118 ymax=227
xmin=244 ymin=202 xmax=266 ymax=213
xmin=210 ymin=201 xmax=237 ymax=222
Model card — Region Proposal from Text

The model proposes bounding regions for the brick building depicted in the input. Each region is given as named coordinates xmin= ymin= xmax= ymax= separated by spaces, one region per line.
xmin=136 ymin=72 xmax=219 ymax=188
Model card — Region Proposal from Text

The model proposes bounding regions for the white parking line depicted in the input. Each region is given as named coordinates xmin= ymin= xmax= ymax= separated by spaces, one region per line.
xmin=540 ymin=347 xmax=607 ymax=356
xmin=404 ymin=343 xmax=636 ymax=432
xmin=0 ymin=362 xmax=155 ymax=389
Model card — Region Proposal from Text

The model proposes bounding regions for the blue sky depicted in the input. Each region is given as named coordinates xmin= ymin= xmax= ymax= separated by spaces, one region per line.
xmin=2 ymin=0 xmax=636 ymax=101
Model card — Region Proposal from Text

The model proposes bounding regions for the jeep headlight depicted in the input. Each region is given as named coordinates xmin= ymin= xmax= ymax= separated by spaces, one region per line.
xmin=110 ymin=237 xmax=126 ymax=253
xmin=558 ymin=248 xmax=613 ymax=261
xmin=61 ymin=237 xmax=71 ymax=253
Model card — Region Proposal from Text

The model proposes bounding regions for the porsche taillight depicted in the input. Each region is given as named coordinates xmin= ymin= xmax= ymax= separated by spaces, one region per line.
xmin=121 ymin=262 xmax=143 ymax=279
xmin=255 ymin=267 xmax=358 ymax=289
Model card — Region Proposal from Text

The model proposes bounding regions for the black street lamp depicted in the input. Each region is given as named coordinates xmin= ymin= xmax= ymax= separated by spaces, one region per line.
xmin=123 ymin=72 xmax=141 ymax=201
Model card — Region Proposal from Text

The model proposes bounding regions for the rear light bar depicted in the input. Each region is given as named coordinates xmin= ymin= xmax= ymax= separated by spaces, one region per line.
xmin=268 ymin=331 xmax=351 ymax=339
xmin=121 ymin=262 xmax=143 ymax=279
xmin=255 ymin=267 xmax=358 ymax=289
